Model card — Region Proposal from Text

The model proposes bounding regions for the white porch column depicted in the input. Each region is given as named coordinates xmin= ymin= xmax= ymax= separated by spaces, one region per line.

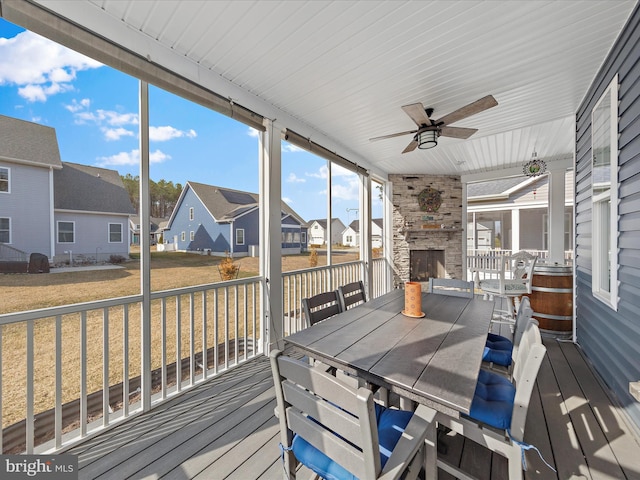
xmin=260 ymin=119 xmax=284 ymax=352
xmin=326 ymin=161 xmax=332 ymax=278
xmin=462 ymin=180 xmax=468 ymax=280
xmin=511 ymin=208 xmax=520 ymax=253
xmin=139 ymin=80 xmax=152 ymax=411
xmin=383 ymin=180 xmax=394 ymax=290
xmin=360 ymin=174 xmax=372 ymax=298
xmin=548 ymin=167 xmax=566 ymax=264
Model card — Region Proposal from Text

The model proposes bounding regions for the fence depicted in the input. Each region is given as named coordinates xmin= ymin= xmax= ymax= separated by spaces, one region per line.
xmin=0 ymin=276 xmax=262 ymax=454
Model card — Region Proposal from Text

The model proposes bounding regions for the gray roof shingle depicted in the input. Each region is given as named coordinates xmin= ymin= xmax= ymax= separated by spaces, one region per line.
xmin=54 ymin=162 xmax=136 ymax=214
xmin=0 ymin=115 xmax=63 ymax=168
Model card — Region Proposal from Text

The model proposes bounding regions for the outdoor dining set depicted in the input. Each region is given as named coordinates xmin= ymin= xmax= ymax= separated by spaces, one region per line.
xmin=270 ymin=253 xmax=548 ymax=480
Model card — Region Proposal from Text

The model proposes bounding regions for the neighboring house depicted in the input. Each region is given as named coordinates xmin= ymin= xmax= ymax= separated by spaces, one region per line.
xmin=129 ymin=216 xmax=166 ymax=245
xmin=0 ymin=115 xmax=63 ymax=261
xmin=163 ymin=181 xmax=307 ymax=257
xmin=342 ymin=219 xmax=383 ymax=248
xmin=467 ymin=172 xmax=574 ymax=255
xmin=53 ymin=162 xmax=136 ymax=263
xmin=307 ymin=218 xmax=346 ymax=246
xmin=0 ymin=115 xmax=135 ymax=264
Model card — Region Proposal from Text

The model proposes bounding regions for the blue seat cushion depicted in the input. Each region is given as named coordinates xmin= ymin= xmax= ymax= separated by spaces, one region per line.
xmin=468 ymin=369 xmax=515 ymax=430
xmin=291 ymin=404 xmax=413 ymax=480
xmin=483 ymin=333 xmax=513 ymax=366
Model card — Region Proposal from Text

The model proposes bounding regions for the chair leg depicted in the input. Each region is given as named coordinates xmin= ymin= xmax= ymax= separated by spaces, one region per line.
xmin=507 ymin=444 xmax=523 ymax=480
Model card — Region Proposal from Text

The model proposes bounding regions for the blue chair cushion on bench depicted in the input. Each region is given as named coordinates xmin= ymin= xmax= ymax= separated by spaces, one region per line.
xmin=468 ymin=369 xmax=515 ymax=430
xmin=483 ymin=333 xmax=514 ymax=366
xmin=291 ymin=404 xmax=414 ymax=480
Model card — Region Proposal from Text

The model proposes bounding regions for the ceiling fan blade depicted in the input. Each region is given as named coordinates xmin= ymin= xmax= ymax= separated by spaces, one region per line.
xmin=440 ymin=126 xmax=478 ymax=139
xmin=369 ymin=129 xmax=418 ymax=142
xmin=435 ymin=95 xmax=498 ymax=126
xmin=401 ymin=103 xmax=432 ymax=127
xmin=402 ymin=138 xmax=419 ymax=153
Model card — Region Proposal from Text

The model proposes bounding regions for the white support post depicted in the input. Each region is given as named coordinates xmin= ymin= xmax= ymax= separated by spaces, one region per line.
xmin=462 ymin=180 xmax=468 ymax=280
xmin=260 ymin=120 xmax=284 ymax=352
xmin=326 ymin=161 xmax=332 ymax=281
xmin=361 ymin=174 xmax=372 ymax=298
xmin=511 ymin=208 xmax=520 ymax=253
xmin=383 ymin=180 xmax=394 ymax=291
xmin=548 ymin=167 xmax=566 ymax=264
xmin=139 ymin=80 xmax=152 ymax=411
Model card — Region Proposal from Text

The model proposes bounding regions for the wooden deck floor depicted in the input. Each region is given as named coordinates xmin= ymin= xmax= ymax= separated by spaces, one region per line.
xmin=67 ymin=327 xmax=640 ymax=479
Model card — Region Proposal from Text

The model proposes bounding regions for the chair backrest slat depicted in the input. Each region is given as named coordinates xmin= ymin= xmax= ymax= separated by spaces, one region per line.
xmin=338 ymin=281 xmax=367 ymax=310
xmin=512 ymin=296 xmax=534 ymax=351
xmin=428 ymin=278 xmax=475 ymax=298
xmin=302 ymin=290 xmax=342 ymax=326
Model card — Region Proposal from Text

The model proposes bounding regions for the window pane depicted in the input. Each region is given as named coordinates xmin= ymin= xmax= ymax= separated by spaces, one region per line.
xmin=58 ymin=222 xmax=74 ymax=243
xmin=0 ymin=168 xmax=8 ymax=192
xmin=109 ymin=223 xmax=122 ymax=242
xmin=0 ymin=217 xmax=9 ymax=243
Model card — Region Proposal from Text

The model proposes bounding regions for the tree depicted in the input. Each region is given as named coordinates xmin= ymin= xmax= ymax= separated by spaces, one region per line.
xmin=121 ymin=175 xmax=182 ymax=217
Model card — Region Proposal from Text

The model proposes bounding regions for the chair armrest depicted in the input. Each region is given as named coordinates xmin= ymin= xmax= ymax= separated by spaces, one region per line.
xmin=379 ymin=404 xmax=437 ymax=480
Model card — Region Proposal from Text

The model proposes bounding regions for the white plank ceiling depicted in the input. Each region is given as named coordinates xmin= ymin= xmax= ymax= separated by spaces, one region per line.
xmin=28 ymin=0 xmax=637 ymax=179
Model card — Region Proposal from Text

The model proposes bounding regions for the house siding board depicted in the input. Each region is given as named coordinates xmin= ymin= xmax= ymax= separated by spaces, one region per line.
xmin=575 ymin=4 xmax=640 ymax=428
xmin=54 ymin=212 xmax=129 ymax=261
xmin=0 ymin=163 xmax=51 ymax=256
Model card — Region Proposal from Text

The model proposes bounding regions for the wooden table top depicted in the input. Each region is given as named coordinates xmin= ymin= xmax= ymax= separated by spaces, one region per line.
xmin=284 ymin=289 xmax=494 ymax=417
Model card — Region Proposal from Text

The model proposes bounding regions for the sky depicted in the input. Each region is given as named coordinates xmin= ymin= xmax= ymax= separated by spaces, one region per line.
xmin=0 ymin=19 xmax=381 ymax=226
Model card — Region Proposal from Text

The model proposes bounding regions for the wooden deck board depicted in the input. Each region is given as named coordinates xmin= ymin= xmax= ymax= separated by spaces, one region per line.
xmin=67 ymin=305 xmax=640 ymax=480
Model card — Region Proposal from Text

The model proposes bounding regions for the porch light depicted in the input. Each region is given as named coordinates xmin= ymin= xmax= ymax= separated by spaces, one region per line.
xmin=417 ymin=129 xmax=438 ymax=149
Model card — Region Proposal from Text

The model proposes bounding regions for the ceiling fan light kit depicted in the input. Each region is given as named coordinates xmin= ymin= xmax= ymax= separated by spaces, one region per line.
xmin=417 ymin=129 xmax=438 ymax=149
xmin=370 ymin=95 xmax=498 ymax=153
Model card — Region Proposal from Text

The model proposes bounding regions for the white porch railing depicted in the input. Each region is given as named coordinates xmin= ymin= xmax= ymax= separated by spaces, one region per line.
xmin=0 ymin=276 xmax=263 ymax=454
xmin=281 ymin=258 xmax=395 ymax=336
xmin=467 ymin=248 xmax=573 ymax=282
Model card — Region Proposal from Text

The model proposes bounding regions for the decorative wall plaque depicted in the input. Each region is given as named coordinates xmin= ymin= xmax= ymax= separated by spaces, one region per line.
xmin=417 ymin=187 xmax=442 ymax=212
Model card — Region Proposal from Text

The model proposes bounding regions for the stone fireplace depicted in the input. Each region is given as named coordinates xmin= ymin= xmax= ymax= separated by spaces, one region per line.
xmin=390 ymin=174 xmax=463 ymax=287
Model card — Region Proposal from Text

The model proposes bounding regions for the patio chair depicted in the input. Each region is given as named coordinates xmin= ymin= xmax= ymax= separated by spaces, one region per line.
xmin=435 ymin=321 xmax=547 ymax=480
xmin=478 ymin=250 xmax=537 ymax=325
xmin=270 ymin=350 xmax=435 ymax=480
xmin=302 ymin=290 xmax=342 ymax=327
xmin=483 ymin=296 xmax=535 ymax=374
xmin=338 ymin=280 xmax=367 ymax=310
xmin=428 ymin=278 xmax=475 ymax=298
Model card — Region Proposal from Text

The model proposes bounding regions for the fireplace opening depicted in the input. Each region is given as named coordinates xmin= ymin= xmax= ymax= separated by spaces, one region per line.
xmin=410 ymin=250 xmax=445 ymax=282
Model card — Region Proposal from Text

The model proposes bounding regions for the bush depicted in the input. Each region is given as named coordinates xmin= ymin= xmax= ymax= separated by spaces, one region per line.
xmin=218 ymin=253 xmax=240 ymax=280
xmin=309 ymin=248 xmax=318 ymax=268
xmin=109 ymin=255 xmax=126 ymax=264
xmin=372 ymin=247 xmax=383 ymax=258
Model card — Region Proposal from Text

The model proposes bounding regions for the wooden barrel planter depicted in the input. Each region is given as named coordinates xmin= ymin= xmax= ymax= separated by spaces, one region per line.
xmin=525 ymin=264 xmax=573 ymax=339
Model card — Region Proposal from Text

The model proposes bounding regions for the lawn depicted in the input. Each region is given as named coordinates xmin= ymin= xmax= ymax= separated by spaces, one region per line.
xmin=0 ymin=249 xmax=359 ymax=431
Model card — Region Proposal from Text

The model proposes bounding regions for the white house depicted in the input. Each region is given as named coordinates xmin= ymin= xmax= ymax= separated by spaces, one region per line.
xmin=342 ymin=219 xmax=383 ymax=248
xmin=307 ymin=218 xmax=346 ymax=246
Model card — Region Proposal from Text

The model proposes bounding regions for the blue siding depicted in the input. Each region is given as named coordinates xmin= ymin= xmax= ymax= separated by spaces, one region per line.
xmin=166 ymin=187 xmax=231 ymax=253
xmin=575 ymin=4 xmax=640 ymax=428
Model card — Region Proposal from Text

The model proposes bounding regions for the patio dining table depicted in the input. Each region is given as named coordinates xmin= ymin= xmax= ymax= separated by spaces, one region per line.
xmin=283 ymin=288 xmax=495 ymax=478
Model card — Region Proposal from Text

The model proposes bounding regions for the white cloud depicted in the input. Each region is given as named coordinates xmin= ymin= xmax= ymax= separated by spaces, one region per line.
xmin=247 ymin=127 xmax=260 ymax=138
xmin=0 ymin=30 xmax=102 ymax=102
xmin=306 ymin=165 xmax=328 ymax=179
xmin=74 ymin=109 xmax=138 ymax=127
xmin=286 ymin=172 xmax=306 ymax=183
xmin=149 ymin=126 xmax=197 ymax=142
xmin=102 ymin=127 xmax=135 ymax=141
xmin=65 ymin=98 xmax=91 ymax=113
xmin=282 ymin=197 xmax=293 ymax=204
xmin=96 ymin=149 xmax=171 ymax=167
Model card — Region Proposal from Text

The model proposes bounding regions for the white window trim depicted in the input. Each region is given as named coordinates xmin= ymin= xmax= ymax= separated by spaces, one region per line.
xmin=57 ymin=220 xmax=75 ymax=244
xmin=301 ymin=232 xmax=307 ymax=244
xmin=108 ymin=222 xmax=123 ymax=243
xmin=189 ymin=207 xmax=194 ymax=221
xmin=181 ymin=231 xmax=186 ymax=242
xmin=591 ymin=74 xmax=619 ymax=310
xmin=0 ymin=166 xmax=9 ymax=194
xmin=236 ymin=228 xmax=245 ymax=245
xmin=0 ymin=217 xmax=11 ymax=243
xmin=190 ymin=231 xmax=195 ymax=241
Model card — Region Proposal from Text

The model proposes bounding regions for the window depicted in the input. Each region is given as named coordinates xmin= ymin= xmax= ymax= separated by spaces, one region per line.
xmin=189 ymin=207 xmax=194 ymax=221
xmin=294 ymin=232 xmax=300 ymax=243
xmin=181 ymin=231 xmax=186 ymax=242
xmin=0 ymin=167 xmax=8 ymax=193
xmin=0 ymin=217 xmax=10 ymax=243
xmin=58 ymin=221 xmax=75 ymax=243
xmin=591 ymin=75 xmax=619 ymax=310
xmin=236 ymin=228 xmax=245 ymax=245
xmin=109 ymin=223 xmax=123 ymax=243
xmin=301 ymin=232 xmax=307 ymax=244
xmin=190 ymin=231 xmax=195 ymax=241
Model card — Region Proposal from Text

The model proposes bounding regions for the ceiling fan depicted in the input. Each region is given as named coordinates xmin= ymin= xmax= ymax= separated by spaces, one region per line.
xmin=370 ymin=95 xmax=498 ymax=153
